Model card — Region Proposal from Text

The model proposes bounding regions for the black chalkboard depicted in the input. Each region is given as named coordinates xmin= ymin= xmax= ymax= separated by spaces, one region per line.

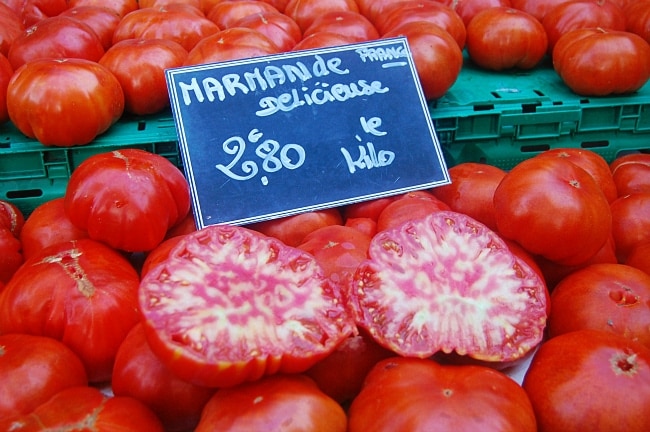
xmin=166 ymin=37 xmax=449 ymax=229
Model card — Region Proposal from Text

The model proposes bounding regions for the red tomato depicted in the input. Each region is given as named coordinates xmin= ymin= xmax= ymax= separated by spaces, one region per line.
xmin=164 ymin=210 xmax=197 ymax=239
xmin=67 ymin=0 xmax=139 ymax=18
xmin=610 ymin=153 xmax=650 ymax=197
xmin=343 ymin=196 xmax=398 ymax=221
xmin=0 ymin=54 xmax=13 ymax=124
xmin=304 ymin=329 xmax=394 ymax=404
xmin=19 ymin=197 xmax=89 ymax=261
xmin=624 ymin=1 xmax=650 ymax=44
xmin=284 ymin=0 xmax=359 ymax=31
xmin=185 ymin=27 xmax=280 ymax=65
xmin=302 ymin=10 xmax=379 ymax=43
xmin=139 ymin=225 xmax=356 ymax=388
xmin=1 ymin=0 xmax=69 ymax=26
xmin=549 ymin=263 xmax=650 ymax=349
xmin=206 ymin=0 xmax=279 ymax=28
xmin=194 ymin=374 xmax=347 ymax=432
xmin=509 ymin=0 xmax=573 ymax=21
xmin=350 ymin=211 xmax=548 ymax=361
xmin=0 ymin=386 xmax=164 ymax=431
xmin=610 ymin=192 xmax=650 ymax=261
xmin=439 ymin=0 xmax=513 ymax=27
xmin=375 ymin=1 xmax=467 ymax=49
xmin=344 ymin=216 xmax=377 ymax=237
xmin=466 ymin=7 xmax=548 ymax=70
xmin=233 ymin=11 xmax=302 ymax=52
xmin=112 ymin=4 xmax=221 ymax=52
xmin=7 ymin=58 xmax=124 ymax=147
xmin=376 ymin=190 xmax=450 ymax=232
xmin=523 ymin=329 xmax=650 ymax=432
xmin=64 ymin=149 xmax=191 ymax=253
xmin=542 ymin=0 xmax=626 ymax=53
xmin=348 ymin=357 xmax=537 ymax=431
xmin=99 ymin=38 xmax=188 ymax=115
xmin=140 ymin=0 xmax=202 ymax=7
xmin=534 ymin=148 xmax=618 ymax=203
xmin=59 ymin=6 xmax=122 ymax=51
xmin=493 ymin=155 xmax=612 ymax=266
xmin=112 ymin=323 xmax=216 ymax=432
xmin=140 ymin=235 xmax=186 ymax=278
xmin=0 ymin=199 xmax=24 ymax=236
xmin=383 ymin=20 xmax=463 ymax=100
xmin=0 ymin=3 xmax=23 ymax=57
xmin=0 ymin=239 xmax=141 ymax=382
xmin=626 ymin=241 xmax=650 ymax=275
xmin=356 ymin=0 xmax=404 ymax=24
xmin=0 ymin=333 xmax=88 ymax=420
xmin=249 ymin=208 xmax=342 ymax=247
xmin=431 ymin=162 xmax=506 ymax=232
xmin=553 ymin=28 xmax=650 ymax=96
xmin=291 ymin=31 xmax=357 ymax=50
xmin=297 ymin=224 xmax=372 ymax=287
xmin=0 ymin=229 xmax=23 ymax=284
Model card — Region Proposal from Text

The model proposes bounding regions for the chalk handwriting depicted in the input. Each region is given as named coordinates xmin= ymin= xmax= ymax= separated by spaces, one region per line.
xmin=341 ymin=116 xmax=395 ymax=174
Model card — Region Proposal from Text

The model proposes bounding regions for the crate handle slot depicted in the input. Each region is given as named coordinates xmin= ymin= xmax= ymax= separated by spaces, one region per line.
xmin=6 ymin=189 xmax=43 ymax=199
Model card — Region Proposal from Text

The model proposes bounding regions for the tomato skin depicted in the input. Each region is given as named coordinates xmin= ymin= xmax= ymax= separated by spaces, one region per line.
xmin=303 ymin=10 xmax=379 ymax=43
xmin=7 ymin=58 xmax=124 ymax=147
xmin=0 ymin=200 xmax=23 ymax=237
xmin=383 ymin=20 xmax=463 ymax=100
xmin=2 ymin=0 xmax=70 ymax=27
xmin=343 ymin=196 xmax=398 ymax=221
xmin=7 ymin=16 xmax=105 ymax=70
xmin=348 ymin=357 xmax=537 ymax=432
xmin=249 ymin=208 xmax=342 ymax=247
xmin=99 ymin=38 xmax=188 ymax=115
xmin=292 ymin=31 xmax=357 ymax=50
xmin=195 ymin=374 xmax=347 ymax=432
xmin=234 ymin=11 xmax=302 ymax=52
xmin=64 ymin=149 xmax=191 ymax=253
xmin=0 ymin=334 xmax=88 ymax=420
xmin=60 ymin=6 xmax=122 ymax=51
xmin=522 ymin=329 xmax=650 ymax=432
xmin=624 ymin=1 xmax=650 ymax=44
xmin=285 ymin=0 xmax=359 ymax=31
xmin=610 ymin=153 xmax=650 ymax=197
xmin=67 ymin=0 xmax=139 ymax=18
xmin=0 ymin=239 xmax=141 ymax=383
xmin=112 ymin=323 xmax=216 ymax=432
xmin=510 ymin=0 xmax=573 ymax=21
xmin=553 ymin=28 xmax=650 ymax=96
xmin=185 ymin=27 xmax=280 ymax=65
xmin=431 ymin=162 xmax=506 ymax=232
xmin=610 ymin=192 xmax=650 ymax=262
xmin=344 ymin=216 xmax=377 ymax=237
xmin=0 ymin=386 xmax=165 ymax=431
xmin=0 ymin=3 xmax=23 ymax=57
xmin=466 ymin=7 xmax=548 ymax=71
xmin=0 ymin=227 xmax=22 ymax=285
xmin=626 ymin=242 xmax=650 ymax=275
xmin=206 ymin=0 xmax=279 ymax=29
xmin=376 ymin=190 xmax=450 ymax=232
xmin=440 ymin=0 xmax=513 ymax=27
xmin=493 ymin=155 xmax=612 ymax=266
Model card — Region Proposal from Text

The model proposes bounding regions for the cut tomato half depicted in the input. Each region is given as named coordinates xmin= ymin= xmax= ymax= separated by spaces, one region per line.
xmin=350 ymin=211 xmax=548 ymax=362
xmin=139 ymin=225 xmax=356 ymax=388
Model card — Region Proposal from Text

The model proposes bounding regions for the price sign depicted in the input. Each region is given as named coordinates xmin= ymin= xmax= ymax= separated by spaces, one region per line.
xmin=166 ymin=37 xmax=450 ymax=229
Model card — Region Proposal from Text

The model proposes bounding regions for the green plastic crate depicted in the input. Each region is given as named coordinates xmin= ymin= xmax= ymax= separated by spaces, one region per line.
xmin=430 ymin=56 xmax=650 ymax=170
xmin=0 ymin=110 xmax=181 ymax=216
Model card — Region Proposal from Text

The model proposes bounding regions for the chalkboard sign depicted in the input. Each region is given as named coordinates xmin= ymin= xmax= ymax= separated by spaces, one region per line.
xmin=166 ymin=37 xmax=450 ymax=229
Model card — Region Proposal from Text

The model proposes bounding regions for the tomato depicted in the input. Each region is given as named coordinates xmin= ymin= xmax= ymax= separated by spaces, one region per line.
xmin=140 ymin=0 xmax=202 ymax=7
xmin=297 ymin=224 xmax=371 ymax=287
xmin=0 ymin=54 xmax=12 ymax=125
xmin=626 ymin=242 xmax=650 ymax=275
xmin=0 ymin=239 xmax=141 ymax=382
xmin=304 ymin=329 xmax=394 ymax=404
xmin=99 ymin=38 xmax=188 ymax=115
xmin=185 ymin=27 xmax=281 ymax=65
xmin=549 ymin=263 xmax=650 ymax=349
xmin=0 ymin=386 xmax=164 ymax=431
xmin=610 ymin=192 xmax=650 ymax=262
xmin=195 ymin=374 xmax=347 ymax=432
xmin=509 ymin=0 xmax=573 ymax=21
xmin=375 ymin=1 xmax=467 ymax=50
xmin=0 ymin=3 xmax=23 ymax=57
xmin=302 ymin=10 xmax=379 ymax=43
xmin=542 ymin=0 xmax=627 ymax=53
xmin=383 ymin=20 xmax=463 ymax=100
xmin=19 ymin=198 xmax=89 ymax=261
xmin=64 ymin=149 xmax=190 ymax=253
xmin=112 ymin=323 xmax=216 ymax=432
xmin=206 ymin=0 xmax=279 ymax=29
xmin=284 ymin=0 xmax=359 ymax=31
xmin=7 ymin=58 xmax=124 ymax=147
xmin=466 ymin=7 xmax=548 ymax=71
xmin=344 ymin=216 xmax=377 ymax=237
xmin=1 ymin=0 xmax=69 ymax=27
xmin=375 ymin=190 xmax=450 ymax=232
xmin=59 ymin=6 xmax=122 ymax=51
xmin=67 ymin=0 xmax=139 ymax=18
xmin=355 ymin=0 xmax=403 ymax=24
xmin=348 ymin=357 xmax=537 ymax=431
xmin=112 ymin=4 xmax=221 ymax=52
xmin=164 ymin=210 xmax=197 ymax=239
xmin=624 ymin=1 xmax=650 ymax=44
xmin=249 ymin=208 xmax=342 ymax=247
xmin=291 ymin=32 xmax=357 ymax=50
xmin=0 ymin=333 xmax=88 ymax=420
xmin=493 ymin=155 xmax=612 ymax=266
xmin=343 ymin=196 xmax=398 ymax=221
xmin=522 ymin=329 xmax=650 ymax=432
xmin=350 ymin=210 xmax=548 ymax=361
xmin=140 ymin=235 xmax=186 ymax=278
xmin=610 ymin=153 xmax=650 ymax=197
xmin=553 ymin=28 xmax=650 ymax=96
xmin=233 ymin=11 xmax=302 ymax=52
xmin=0 ymin=201 xmax=23 ymax=285
xmin=431 ymin=162 xmax=506 ymax=232
xmin=0 ymin=199 xmax=24 ymax=236
xmin=439 ymin=0 xmax=513 ymax=26
xmin=139 ymin=225 xmax=356 ymax=388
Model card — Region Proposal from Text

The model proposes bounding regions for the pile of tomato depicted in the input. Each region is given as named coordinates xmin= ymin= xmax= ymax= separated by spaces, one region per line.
xmin=2 ymin=0 xmax=650 ymax=431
